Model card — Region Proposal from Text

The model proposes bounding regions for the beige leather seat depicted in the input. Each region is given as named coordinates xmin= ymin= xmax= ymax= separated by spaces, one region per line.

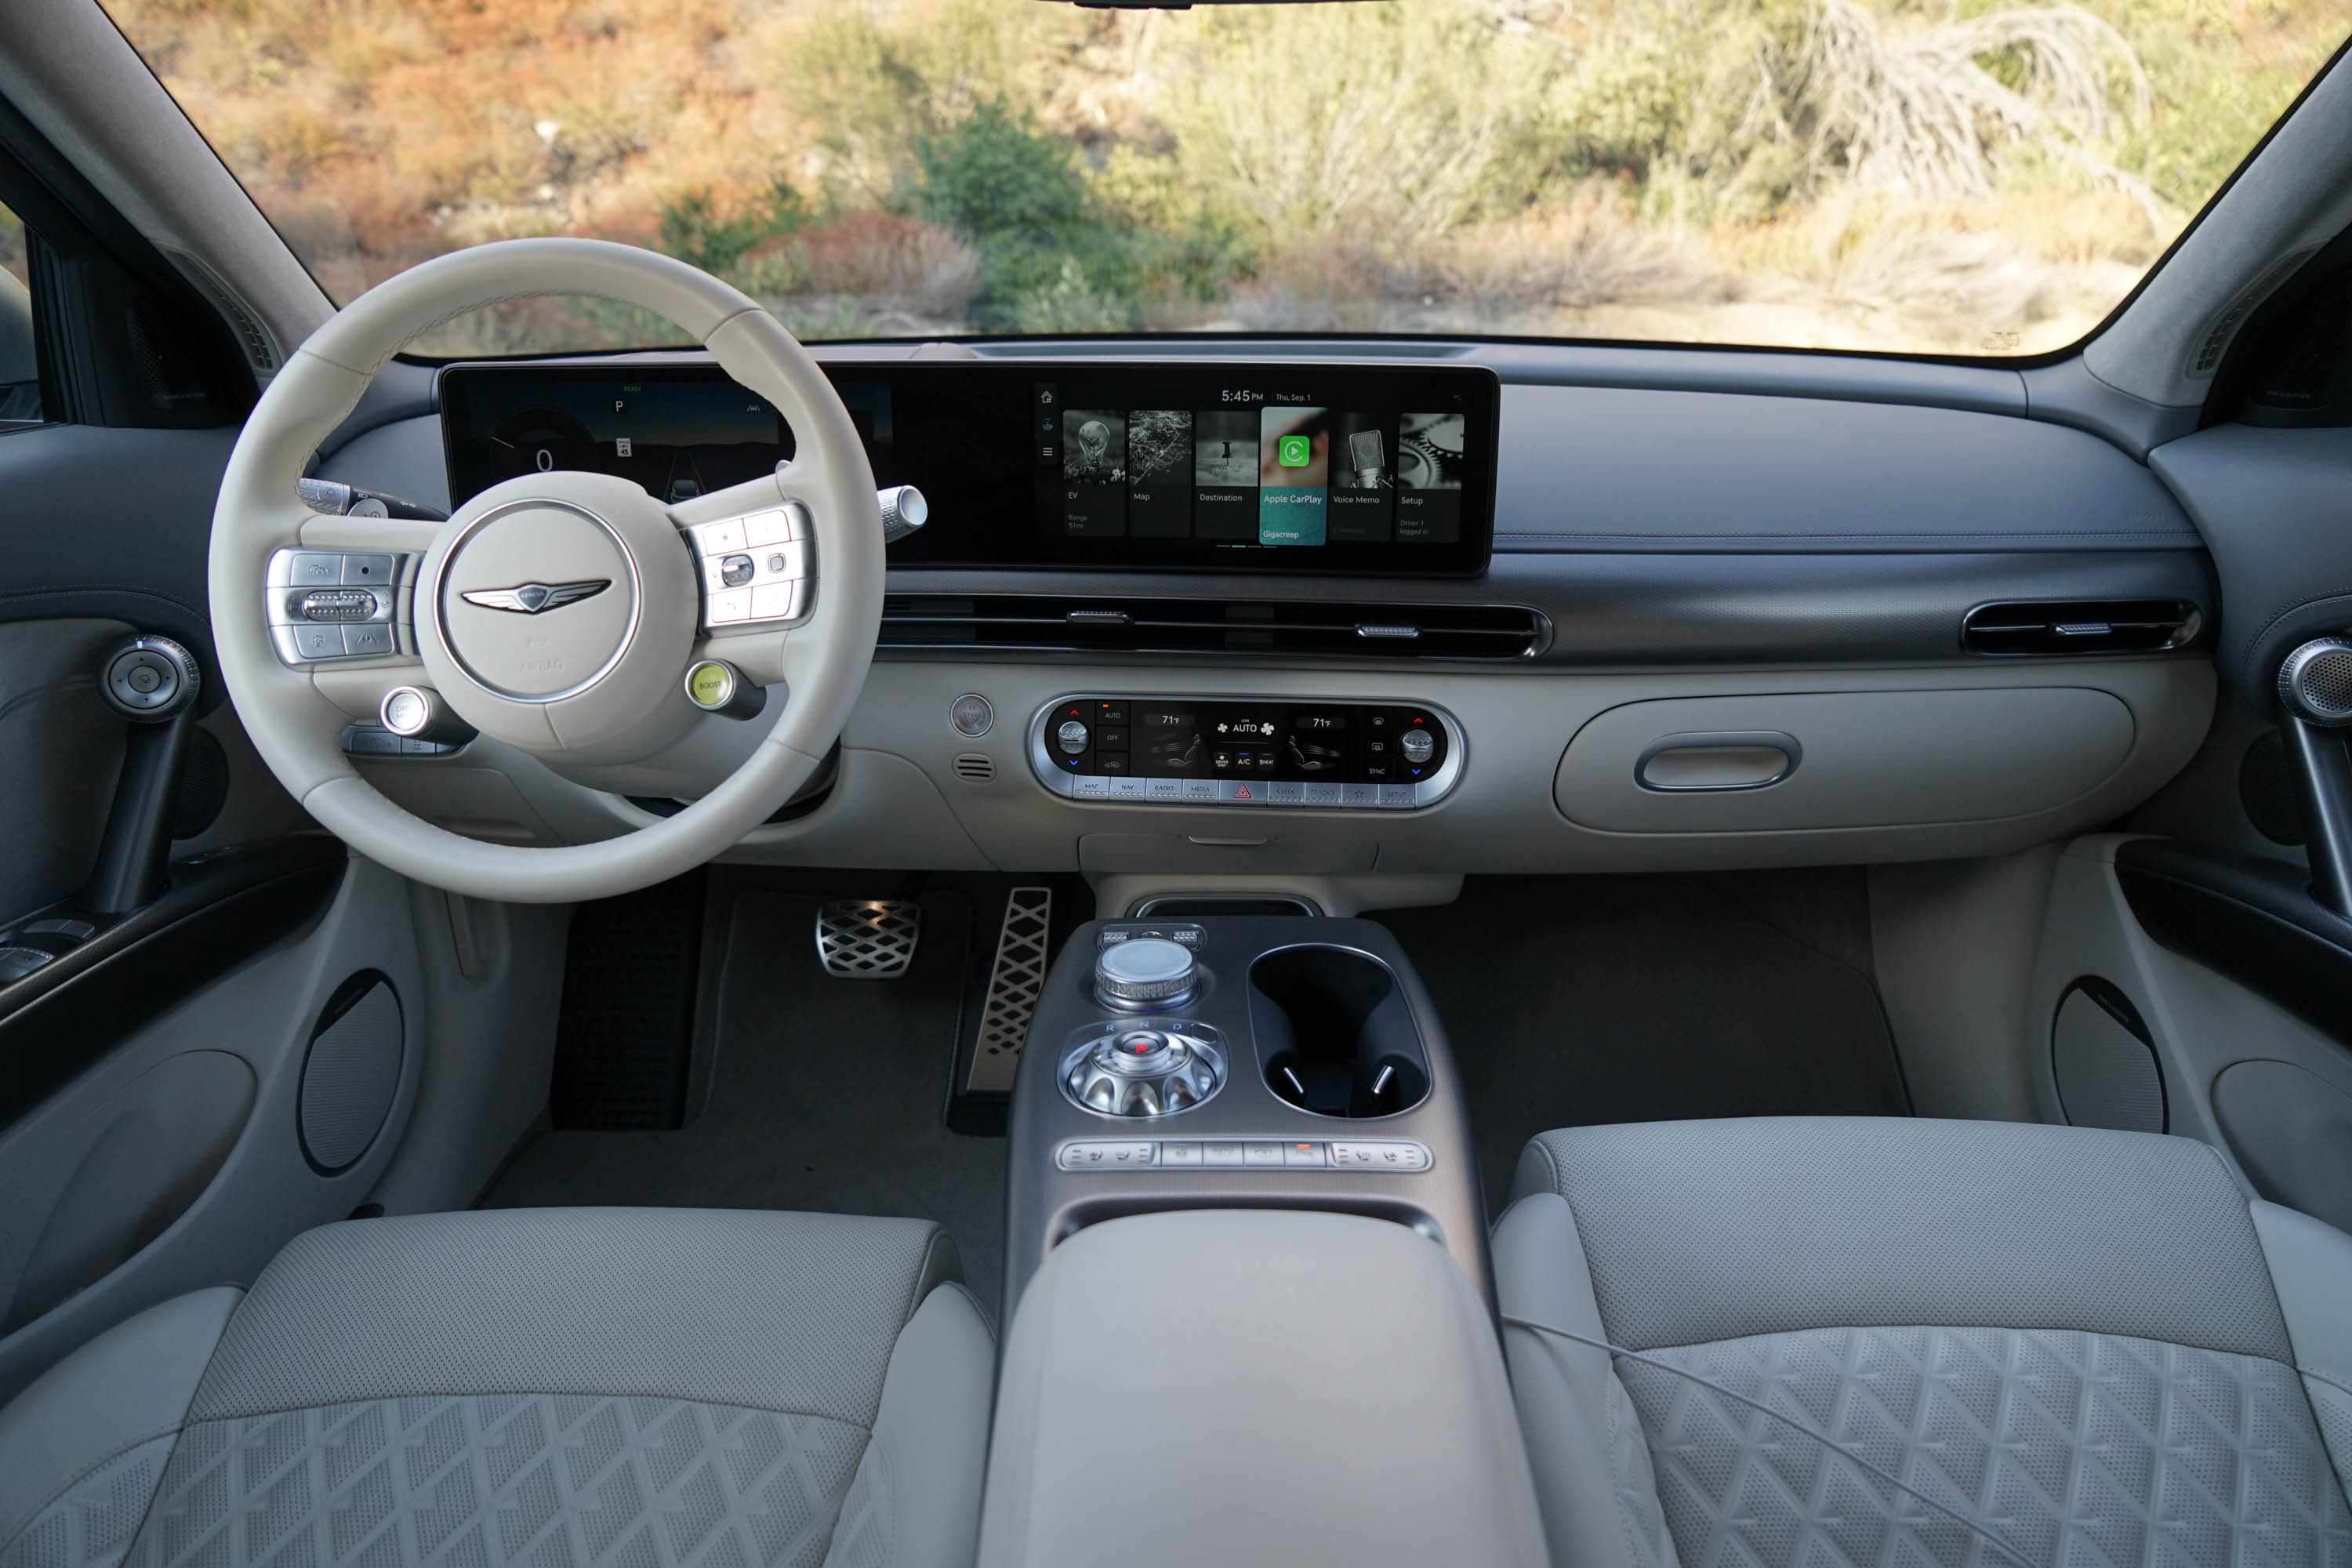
xmin=0 ymin=1207 xmax=993 ymax=1568
xmin=1494 ymin=1117 xmax=2352 ymax=1568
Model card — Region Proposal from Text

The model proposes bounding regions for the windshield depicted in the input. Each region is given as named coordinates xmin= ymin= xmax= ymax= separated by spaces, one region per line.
xmin=103 ymin=0 xmax=2345 ymax=359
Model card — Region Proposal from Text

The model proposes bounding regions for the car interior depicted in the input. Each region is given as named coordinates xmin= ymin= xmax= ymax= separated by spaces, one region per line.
xmin=1 ymin=0 xmax=2350 ymax=1563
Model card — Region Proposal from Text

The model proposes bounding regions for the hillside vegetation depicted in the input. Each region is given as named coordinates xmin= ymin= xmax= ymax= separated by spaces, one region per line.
xmin=104 ymin=0 xmax=2345 ymax=354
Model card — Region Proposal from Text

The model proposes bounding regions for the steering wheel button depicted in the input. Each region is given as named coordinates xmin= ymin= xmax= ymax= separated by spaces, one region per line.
xmin=340 ymin=554 xmax=395 ymax=586
xmin=719 ymin=554 xmax=756 ymax=588
xmin=750 ymin=581 xmax=797 ymax=620
xmin=706 ymin=588 xmax=753 ymax=625
xmin=289 ymin=552 xmax=342 ymax=585
xmin=293 ymin=624 xmax=348 ymax=659
xmin=742 ymin=508 xmax=793 ymax=548
xmin=698 ymin=517 xmax=748 ymax=555
xmin=346 ymin=624 xmax=395 ymax=656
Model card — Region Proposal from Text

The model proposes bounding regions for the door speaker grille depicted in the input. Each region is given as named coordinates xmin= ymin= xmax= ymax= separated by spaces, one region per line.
xmin=299 ymin=974 xmax=404 ymax=1174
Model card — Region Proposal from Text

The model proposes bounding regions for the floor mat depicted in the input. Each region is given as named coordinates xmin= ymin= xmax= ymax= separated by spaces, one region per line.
xmin=1374 ymin=869 xmax=1908 ymax=1216
xmin=482 ymin=879 xmax=1012 ymax=1312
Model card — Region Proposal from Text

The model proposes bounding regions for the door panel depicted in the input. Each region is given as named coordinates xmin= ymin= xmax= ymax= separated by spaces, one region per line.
xmin=0 ymin=617 xmax=125 ymax=920
xmin=0 ymin=857 xmax=419 ymax=1405
xmin=2029 ymin=833 xmax=2352 ymax=1225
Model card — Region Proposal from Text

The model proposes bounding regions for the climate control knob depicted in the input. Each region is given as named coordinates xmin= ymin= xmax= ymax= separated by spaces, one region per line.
xmin=1401 ymin=728 xmax=1436 ymax=764
xmin=1055 ymin=718 xmax=1091 ymax=756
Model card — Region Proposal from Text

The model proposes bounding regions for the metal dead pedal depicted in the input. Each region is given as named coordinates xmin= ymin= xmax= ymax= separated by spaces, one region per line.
xmin=967 ymin=887 xmax=1053 ymax=1092
xmin=815 ymin=900 xmax=921 ymax=979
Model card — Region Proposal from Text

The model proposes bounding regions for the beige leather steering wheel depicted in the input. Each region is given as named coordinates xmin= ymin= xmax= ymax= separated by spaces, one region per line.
xmin=210 ymin=238 xmax=883 ymax=903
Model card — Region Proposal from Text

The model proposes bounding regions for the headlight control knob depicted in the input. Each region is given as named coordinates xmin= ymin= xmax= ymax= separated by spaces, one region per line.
xmin=1094 ymin=936 xmax=1198 ymax=1009
xmin=2279 ymin=637 xmax=2352 ymax=726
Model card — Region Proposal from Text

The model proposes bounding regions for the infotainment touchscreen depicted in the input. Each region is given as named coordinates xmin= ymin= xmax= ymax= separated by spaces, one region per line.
xmin=441 ymin=361 xmax=1498 ymax=575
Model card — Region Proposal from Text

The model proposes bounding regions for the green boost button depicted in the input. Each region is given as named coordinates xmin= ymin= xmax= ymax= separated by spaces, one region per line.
xmin=684 ymin=659 xmax=765 ymax=720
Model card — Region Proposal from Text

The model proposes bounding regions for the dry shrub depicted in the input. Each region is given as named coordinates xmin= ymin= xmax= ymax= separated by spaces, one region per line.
xmin=739 ymin=212 xmax=982 ymax=316
xmin=1797 ymin=0 xmax=2158 ymax=216
xmin=1154 ymin=1 xmax=1554 ymax=245
xmin=1229 ymin=188 xmax=1732 ymax=332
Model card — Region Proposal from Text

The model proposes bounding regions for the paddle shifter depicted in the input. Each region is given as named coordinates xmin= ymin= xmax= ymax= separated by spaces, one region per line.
xmin=2275 ymin=637 xmax=2352 ymax=914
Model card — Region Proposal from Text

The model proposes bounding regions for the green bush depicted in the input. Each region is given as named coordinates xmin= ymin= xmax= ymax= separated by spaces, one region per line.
xmin=656 ymin=180 xmax=809 ymax=275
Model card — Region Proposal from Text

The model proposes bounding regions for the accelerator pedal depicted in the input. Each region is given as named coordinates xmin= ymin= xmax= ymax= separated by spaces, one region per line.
xmin=815 ymin=899 xmax=921 ymax=979
xmin=965 ymin=887 xmax=1054 ymax=1093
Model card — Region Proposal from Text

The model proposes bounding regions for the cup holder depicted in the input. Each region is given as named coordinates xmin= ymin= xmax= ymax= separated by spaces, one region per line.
xmin=1250 ymin=946 xmax=1431 ymax=1119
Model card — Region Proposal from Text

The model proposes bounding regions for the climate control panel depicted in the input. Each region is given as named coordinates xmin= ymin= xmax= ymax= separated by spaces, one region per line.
xmin=1029 ymin=695 xmax=1464 ymax=808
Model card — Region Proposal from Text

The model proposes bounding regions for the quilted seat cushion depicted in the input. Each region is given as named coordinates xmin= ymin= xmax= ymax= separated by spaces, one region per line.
xmin=1497 ymin=1118 xmax=2352 ymax=1568
xmin=0 ymin=1208 xmax=992 ymax=1568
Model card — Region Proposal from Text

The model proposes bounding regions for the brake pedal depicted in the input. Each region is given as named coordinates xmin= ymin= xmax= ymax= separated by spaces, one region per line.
xmin=966 ymin=887 xmax=1053 ymax=1093
xmin=815 ymin=899 xmax=921 ymax=979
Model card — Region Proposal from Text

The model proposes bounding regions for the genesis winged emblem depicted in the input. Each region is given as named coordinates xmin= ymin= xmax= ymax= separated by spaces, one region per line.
xmin=460 ymin=579 xmax=610 ymax=615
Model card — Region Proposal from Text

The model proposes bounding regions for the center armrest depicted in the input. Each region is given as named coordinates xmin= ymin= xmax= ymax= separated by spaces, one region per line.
xmin=977 ymin=1208 xmax=1549 ymax=1568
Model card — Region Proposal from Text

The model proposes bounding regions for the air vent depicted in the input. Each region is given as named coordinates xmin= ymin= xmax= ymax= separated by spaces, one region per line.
xmin=1963 ymin=600 xmax=2201 ymax=656
xmin=881 ymin=595 xmax=1546 ymax=659
xmin=953 ymin=752 xmax=996 ymax=783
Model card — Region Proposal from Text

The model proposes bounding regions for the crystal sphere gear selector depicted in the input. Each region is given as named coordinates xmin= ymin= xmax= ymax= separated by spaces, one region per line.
xmin=1060 ymin=1019 xmax=1227 ymax=1117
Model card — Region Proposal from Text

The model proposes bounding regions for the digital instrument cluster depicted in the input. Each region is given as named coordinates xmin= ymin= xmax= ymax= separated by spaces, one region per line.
xmin=441 ymin=361 xmax=1497 ymax=576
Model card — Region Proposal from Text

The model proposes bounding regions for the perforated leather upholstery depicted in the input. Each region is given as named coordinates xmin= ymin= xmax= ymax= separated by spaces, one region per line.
xmin=1496 ymin=1118 xmax=2352 ymax=1568
xmin=0 ymin=1209 xmax=993 ymax=1568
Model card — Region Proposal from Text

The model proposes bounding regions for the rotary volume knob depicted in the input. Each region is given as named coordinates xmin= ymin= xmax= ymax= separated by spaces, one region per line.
xmin=1094 ymin=938 xmax=1198 ymax=1009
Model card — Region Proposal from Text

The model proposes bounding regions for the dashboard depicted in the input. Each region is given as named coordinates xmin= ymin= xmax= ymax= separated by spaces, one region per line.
xmin=296 ymin=341 xmax=2223 ymax=885
xmin=441 ymin=361 xmax=1500 ymax=575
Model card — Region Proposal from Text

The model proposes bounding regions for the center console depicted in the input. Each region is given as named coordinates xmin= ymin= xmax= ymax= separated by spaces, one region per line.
xmin=1003 ymin=914 xmax=1487 ymax=1319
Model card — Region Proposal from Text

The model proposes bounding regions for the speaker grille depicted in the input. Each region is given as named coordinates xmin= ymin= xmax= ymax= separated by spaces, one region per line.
xmin=2052 ymin=978 xmax=2164 ymax=1134
xmin=2280 ymin=638 xmax=2352 ymax=723
xmin=299 ymin=976 xmax=404 ymax=1174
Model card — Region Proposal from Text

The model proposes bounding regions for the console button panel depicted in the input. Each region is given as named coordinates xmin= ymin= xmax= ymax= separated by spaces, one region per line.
xmin=1056 ymin=1138 xmax=1432 ymax=1172
xmin=1031 ymin=695 xmax=1464 ymax=808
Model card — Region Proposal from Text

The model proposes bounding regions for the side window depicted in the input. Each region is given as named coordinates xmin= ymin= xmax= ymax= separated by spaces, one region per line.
xmin=0 ymin=199 xmax=38 ymax=426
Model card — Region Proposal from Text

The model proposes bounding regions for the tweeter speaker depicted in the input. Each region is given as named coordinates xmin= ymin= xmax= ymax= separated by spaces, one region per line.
xmin=2051 ymin=977 xmax=2165 ymax=1134
xmin=299 ymin=971 xmax=404 ymax=1174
